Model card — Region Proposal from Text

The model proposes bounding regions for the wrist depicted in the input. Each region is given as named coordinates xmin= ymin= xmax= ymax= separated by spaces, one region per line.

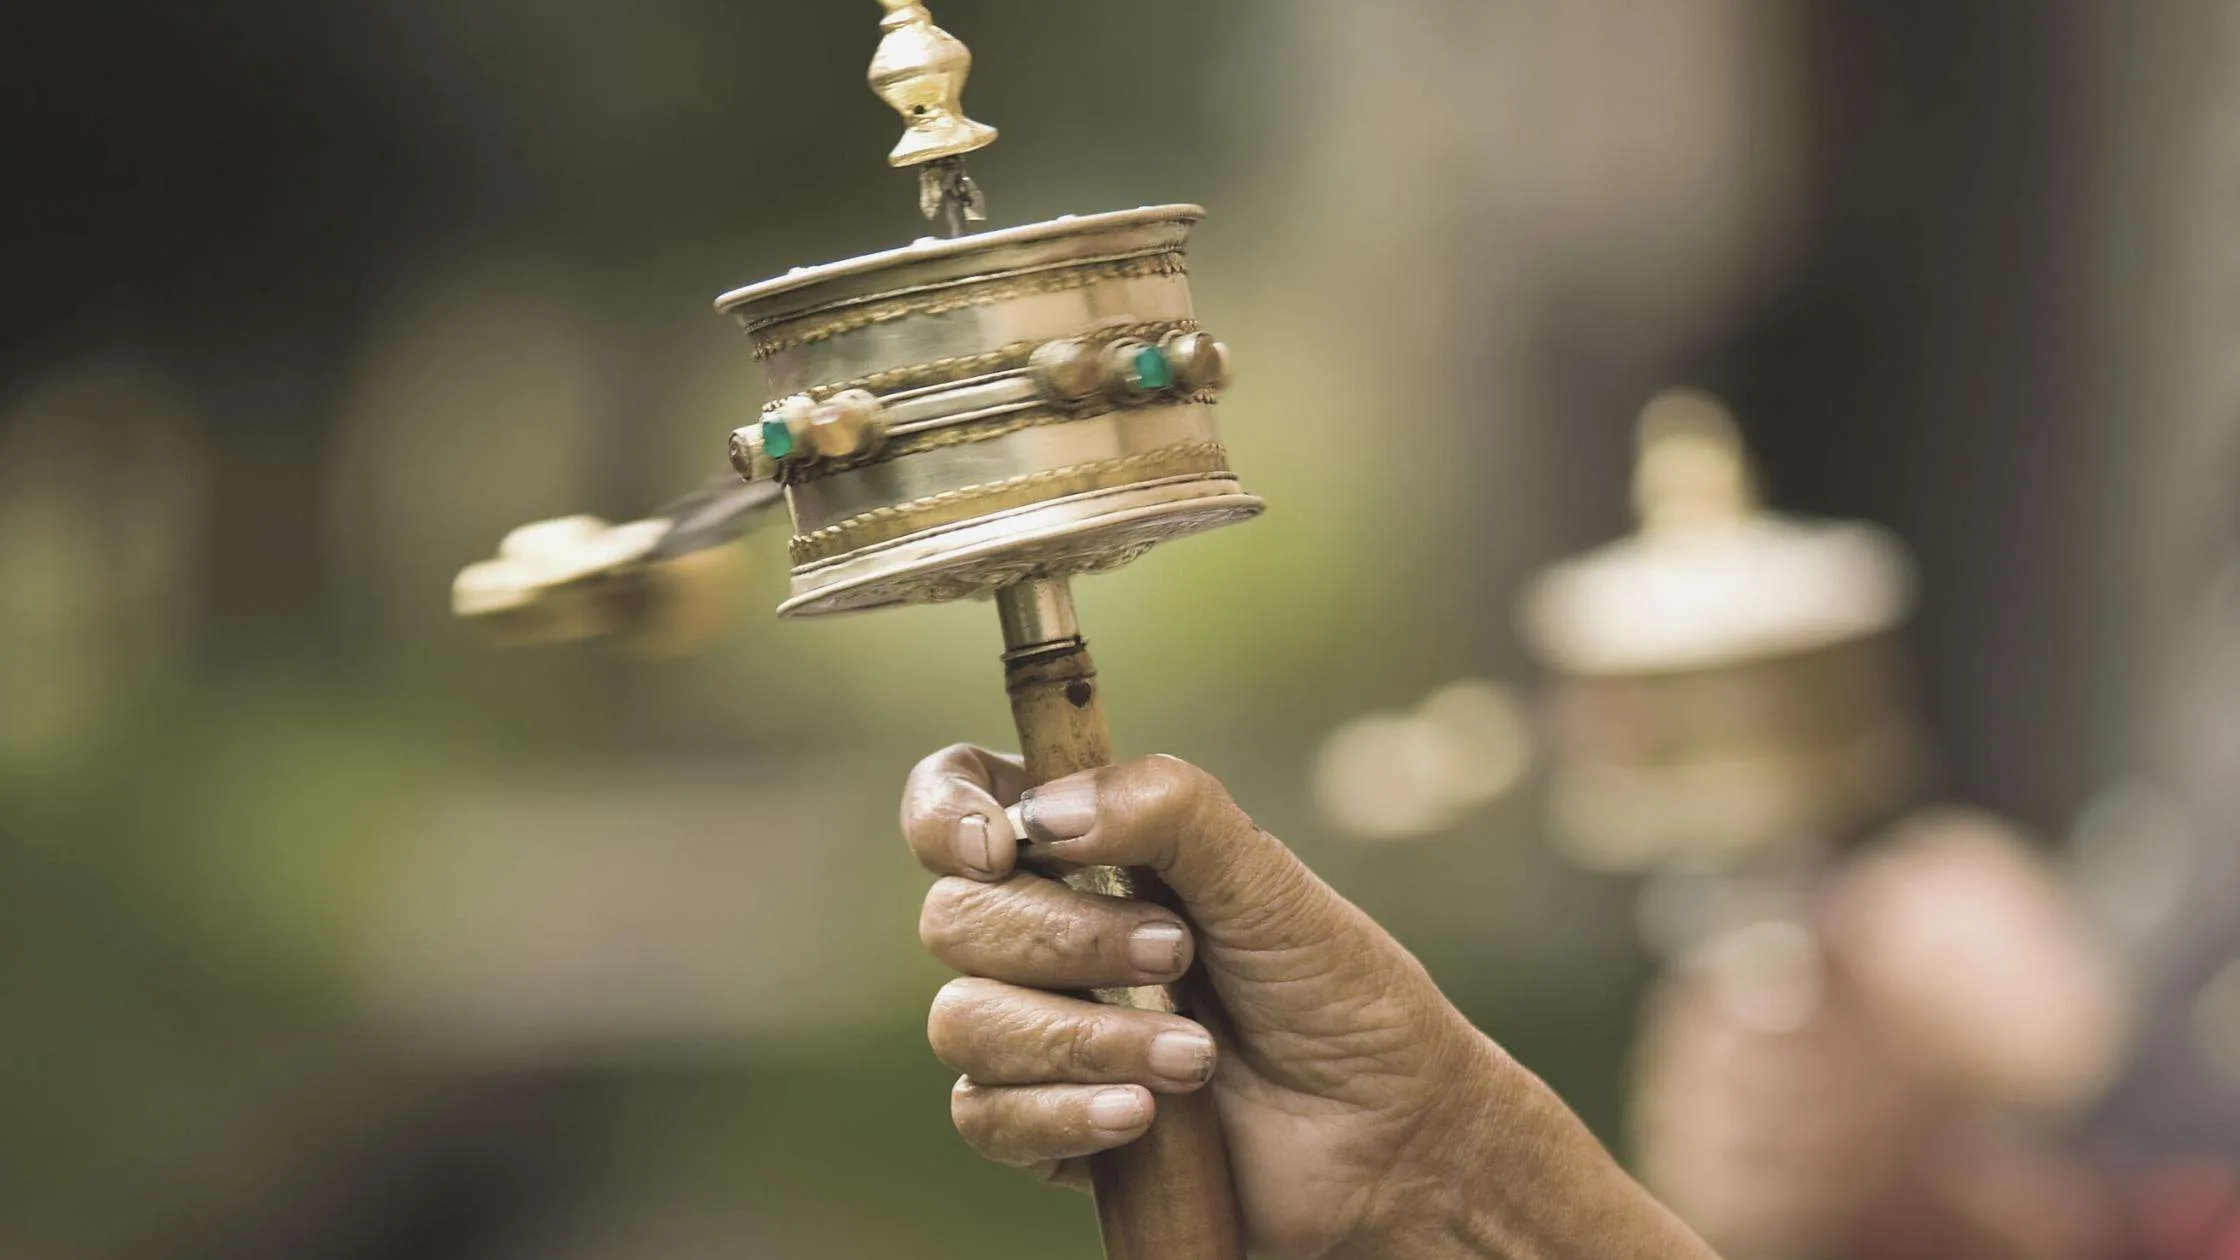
xmin=1344 ymin=1033 xmax=1715 ymax=1260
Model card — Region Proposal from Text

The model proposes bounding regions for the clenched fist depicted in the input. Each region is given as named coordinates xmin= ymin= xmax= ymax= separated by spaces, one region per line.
xmin=901 ymin=746 xmax=1715 ymax=1260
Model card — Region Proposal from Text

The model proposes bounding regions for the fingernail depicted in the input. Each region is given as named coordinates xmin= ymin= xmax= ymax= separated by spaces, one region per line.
xmin=1128 ymin=921 xmax=1187 ymax=977
xmin=1089 ymin=1087 xmax=1150 ymax=1132
xmin=1147 ymin=1030 xmax=1215 ymax=1085
xmin=955 ymin=813 xmax=999 ymax=876
xmin=1019 ymin=776 xmax=1096 ymax=841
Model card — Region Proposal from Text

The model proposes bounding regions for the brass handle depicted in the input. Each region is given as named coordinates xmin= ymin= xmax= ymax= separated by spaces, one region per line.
xmin=997 ymin=580 xmax=1245 ymax=1260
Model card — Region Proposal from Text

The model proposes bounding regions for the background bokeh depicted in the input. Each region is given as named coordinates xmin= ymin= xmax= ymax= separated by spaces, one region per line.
xmin=4 ymin=0 xmax=2235 ymax=1255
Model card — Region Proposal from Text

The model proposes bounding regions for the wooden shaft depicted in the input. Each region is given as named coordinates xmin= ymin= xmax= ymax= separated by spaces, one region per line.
xmin=995 ymin=580 xmax=1244 ymax=1260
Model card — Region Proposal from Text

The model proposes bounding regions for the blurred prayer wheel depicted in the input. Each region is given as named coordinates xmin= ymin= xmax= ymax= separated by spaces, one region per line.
xmin=1519 ymin=389 xmax=1924 ymax=870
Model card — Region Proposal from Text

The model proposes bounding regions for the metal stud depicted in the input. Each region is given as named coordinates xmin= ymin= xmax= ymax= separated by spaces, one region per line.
xmin=809 ymin=389 xmax=887 ymax=459
xmin=1030 ymin=337 xmax=1103 ymax=404
xmin=728 ymin=424 xmax=768 ymax=481
xmin=1163 ymin=330 xmax=1231 ymax=393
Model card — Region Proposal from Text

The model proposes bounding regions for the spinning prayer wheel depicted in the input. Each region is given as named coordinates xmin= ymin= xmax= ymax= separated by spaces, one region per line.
xmin=719 ymin=206 xmax=1257 ymax=618
xmin=455 ymin=5 xmax=1253 ymax=1256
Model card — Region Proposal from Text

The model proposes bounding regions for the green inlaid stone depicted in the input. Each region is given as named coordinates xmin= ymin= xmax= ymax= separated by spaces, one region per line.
xmin=1131 ymin=344 xmax=1174 ymax=391
xmin=761 ymin=415 xmax=795 ymax=459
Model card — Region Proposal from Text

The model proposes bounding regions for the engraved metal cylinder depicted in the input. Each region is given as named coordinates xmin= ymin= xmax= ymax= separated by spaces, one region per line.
xmin=715 ymin=206 xmax=1260 ymax=617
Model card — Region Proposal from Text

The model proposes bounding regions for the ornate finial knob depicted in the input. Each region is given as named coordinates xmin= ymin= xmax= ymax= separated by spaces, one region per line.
xmin=869 ymin=0 xmax=998 ymax=168
xmin=1632 ymin=388 xmax=1759 ymax=535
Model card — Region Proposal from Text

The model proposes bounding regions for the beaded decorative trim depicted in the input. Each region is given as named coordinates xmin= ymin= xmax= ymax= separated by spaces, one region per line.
xmin=788 ymin=441 xmax=1233 ymax=565
xmin=767 ymin=318 xmax=1212 ymax=487
xmin=762 ymin=318 xmax=1203 ymax=411
xmin=783 ymin=405 xmax=1078 ymax=486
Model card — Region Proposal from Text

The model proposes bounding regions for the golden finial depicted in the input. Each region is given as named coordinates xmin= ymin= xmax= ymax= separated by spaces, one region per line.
xmin=1632 ymin=387 xmax=1759 ymax=535
xmin=868 ymin=0 xmax=998 ymax=168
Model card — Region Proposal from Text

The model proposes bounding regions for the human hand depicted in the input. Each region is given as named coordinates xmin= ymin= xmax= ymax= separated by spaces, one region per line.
xmin=1633 ymin=812 xmax=2128 ymax=1260
xmin=1632 ymin=931 xmax=1939 ymax=1259
xmin=902 ymin=746 xmax=1714 ymax=1260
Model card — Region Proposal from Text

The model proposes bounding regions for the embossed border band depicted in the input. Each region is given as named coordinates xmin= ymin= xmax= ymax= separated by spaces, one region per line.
xmin=749 ymin=253 xmax=1188 ymax=360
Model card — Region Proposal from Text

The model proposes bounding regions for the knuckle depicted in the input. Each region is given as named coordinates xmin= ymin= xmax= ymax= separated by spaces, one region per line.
xmin=936 ymin=974 xmax=997 ymax=1010
xmin=931 ymin=740 xmax=982 ymax=767
xmin=900 ymin=807 xmax=942 ymax=863
xmin=949 ymin=1079 xmax=992 ymax=1143
xmin=951 ymin=1081 xmax=1032 ymax=1163
xmin=1055 ymin=915 xmax=1109 ymax=970
xmin=1133 ymin=753 xmax=1211 ymax=816
xmin=902 ymin=744 xmax=983 ymax=825
xmin=917 ymin=879 xmax=977 ymax=957
xmin=1145 ymin=754 xmax=1232 ymax=830
xmin=1124 ymin=754 xmax=1244 ymax=863
xmin=1055 ymin=1010 xmax=1118 ymax=1076
xmin=1013 ymin=902 xmax=1099 ymax=976
xmin=926 ymin=977 xmax=998 ymax=1063
xmin=1009 ymin=928 xmax=1065 ymax=978
xmin=911 ymin=742 xmax=977 ymax=787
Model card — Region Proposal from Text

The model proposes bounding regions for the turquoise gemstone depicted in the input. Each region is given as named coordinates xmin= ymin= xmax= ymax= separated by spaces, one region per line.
xmin=761 ymin=414 xmax=795 ymax=459
xmin=1131 ymin=344 xmax=1174 ymax=391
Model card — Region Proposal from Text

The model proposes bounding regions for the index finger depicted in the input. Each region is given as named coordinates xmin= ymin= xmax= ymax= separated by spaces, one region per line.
xmin=902 ymin=743 xmax=1034 ymax=881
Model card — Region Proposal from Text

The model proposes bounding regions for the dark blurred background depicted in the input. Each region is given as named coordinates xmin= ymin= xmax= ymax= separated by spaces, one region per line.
xmin=2 ymin=1 xmax=2231 ymax=1255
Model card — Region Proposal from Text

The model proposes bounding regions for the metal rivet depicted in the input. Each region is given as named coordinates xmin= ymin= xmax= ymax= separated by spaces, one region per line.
xmin=1164 ymin=331 xmax=1231 ymax=393
xmin=1031 ymin=338 xmax=1103 ymax=404
xmin=728 ymin=424 xmax=765 ymax=480
xmin=809 ymin=389 xmax=887 ymax=459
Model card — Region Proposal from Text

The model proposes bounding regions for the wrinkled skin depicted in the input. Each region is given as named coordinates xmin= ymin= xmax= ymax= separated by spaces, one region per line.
xmin=902 ymin=746 xmax=1715 ymax=1260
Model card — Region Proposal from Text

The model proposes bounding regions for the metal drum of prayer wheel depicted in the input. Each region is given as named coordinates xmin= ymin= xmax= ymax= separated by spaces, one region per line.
xmin=1517 ymin=388 xmax=1924 ymax=875
xmin=453 ymin=5 xmax=1251 ymax=1256
xmin=1514 ymin=388 xmax=1928 ymax=1056
xmin=721 ymin=206 xmax=1257 ymax=618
